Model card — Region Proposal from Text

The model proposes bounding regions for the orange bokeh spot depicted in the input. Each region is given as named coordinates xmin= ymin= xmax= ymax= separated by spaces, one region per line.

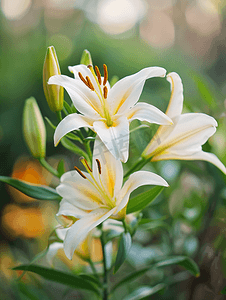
xmin=9 ymin=157 xmax=46 ymax=203
xmin=1 ymin=204 xmax=46 ymax=239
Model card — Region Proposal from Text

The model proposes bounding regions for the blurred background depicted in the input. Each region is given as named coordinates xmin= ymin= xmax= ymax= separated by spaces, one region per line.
xmin=0 ymin=0 xmax=226 ymax=299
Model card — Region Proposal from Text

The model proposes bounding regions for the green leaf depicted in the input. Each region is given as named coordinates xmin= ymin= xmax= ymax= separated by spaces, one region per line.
xmin=60 ymin=137 xmax=89 ymax=160
xmin=63 ymin=100 xmax=73 ymax=114
xmin=79 ymin=274 xmax=101 ymax=287
xmin=57 ymin=159 xmax=65 ymax=177
xmin=13 ymin=265 xmax=100 ymax=296
xmin=123 ymin=284 xmax=166 ymax=300
xmin=114 ymin=232 xmax=132 ymax=273
xmin=110 ymin=75 xmax=119 ymax=87
xmin=80 ymin=49 xmax=93 ymax=66
xmin=0 ymin=176 xmax=61 ymax=201
xmin=220 ymin=286 xmax=226 ymax=295
xmin=127 ymin=186 xmax=164 ymax=214
xmin=155 ymin=256 xmax=200 ymax=277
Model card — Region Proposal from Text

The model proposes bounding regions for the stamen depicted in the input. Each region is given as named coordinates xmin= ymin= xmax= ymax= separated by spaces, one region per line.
xmin=78 ymin=72 xmax=90 ymax=88
xmin=96 ymin=159 xmax=101 ymax=174
xmin=95 ymin=66 xmax=102 ymax=85
xmin=87 ymin=64 xmax=93 ymax=69
xmin=103 ymin=64 xmax=108 ymax=86
xmin=74 ymin=166 xmax=87 ymax=179
xmin=86 ymin=76 xmax=95 ymax=91
xmin=80 ymin=157 xmax=92 ymax=172
xmin=103 ymin=86 xmax=108 ymax=99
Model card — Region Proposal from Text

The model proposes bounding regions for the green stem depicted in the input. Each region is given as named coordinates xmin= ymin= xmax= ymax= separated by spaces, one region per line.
xmin=56 ymin=111 xmax=62 ymax=122
xmin=84 ymin=141 xmax=92 ymax=164
xmin=124 ymin=157 xmax=150 ymax=179
xmin=100 ymin=229 xmax=108 ymax=300
xmin=38 ymin=157 xmax=60 ymax=178
xmin=88 ymin=259 xmax=100 ymax=283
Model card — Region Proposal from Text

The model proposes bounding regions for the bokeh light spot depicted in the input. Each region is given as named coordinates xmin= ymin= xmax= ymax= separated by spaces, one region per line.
xmin=1 ymin=0 xmax=31 ymax=20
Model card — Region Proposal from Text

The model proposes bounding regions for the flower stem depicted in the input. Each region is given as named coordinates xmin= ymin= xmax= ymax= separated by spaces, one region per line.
xmin=100 ymin=229 xmax=108 ymax=300
xmin=124 ymin=157 xmax=150 ymax=179
xmin=88 ymin=259 xmax=100 ymax=283
xmin=56 ymin=110 xmax=62 ymax=122
xmin=38 ymin=157 xmax=60 ymax=178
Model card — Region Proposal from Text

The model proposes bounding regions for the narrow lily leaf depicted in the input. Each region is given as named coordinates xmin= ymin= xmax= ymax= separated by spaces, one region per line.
xmin=45 ymin=117 xmax=81 ymax=142
xmin=63 ymin=100 xmax=73 ymax=114
xmin=123 ymin=284 xmax=166 ymax=300
xmin=155 ymin=256 xmax=200 ymax=277
xmin=127 ymin=186 xmax=164 ymax=214
xmin=60 ymin=137 xmax=89 ymax=160
xmin=111 ymin=267 xmax=150 ymax=293
xmin=0 ymin=176 xmax=61 ymax=201
xmin=114 ymin=232 xmax=132 ymax=273
xmin=57 ymin=159 xmax=65 ymax=177
xmin=79 ymin=274 xmax=101 ymax=287
xmin=13 ymin=265 xmax=100 ymax=296
xmin=70 ymin=104 xmax=77 ymax=113
xmin=112 ymin=256 xmax=199 ymax=293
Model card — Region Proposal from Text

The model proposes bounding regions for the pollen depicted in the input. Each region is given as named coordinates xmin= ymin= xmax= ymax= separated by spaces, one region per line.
xmin=103 ymin=86 xmax=108 ymax=99
xmin=74 ymin=166 xmax=87 ymax=179
xmin=86 ymin=76 xmax=95 ymax=91
xmin=103 ymin=64 xmax=108 ymax=86
xmin=96 ymin=159 xmax=101 ymax=174
xmin=95 ymin=66 xmax=102 ymax=85
xmin=80 ymin=157 xmax=92 ymax=172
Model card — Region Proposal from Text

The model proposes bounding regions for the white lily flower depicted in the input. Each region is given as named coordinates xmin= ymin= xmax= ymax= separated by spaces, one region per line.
xmin=56 ymin=138 xmax=169 ymax=260
xmin=142 ymin=72 xmax=226 ymax=174
xmin=48 ymin=64 xmax=173 ymax=162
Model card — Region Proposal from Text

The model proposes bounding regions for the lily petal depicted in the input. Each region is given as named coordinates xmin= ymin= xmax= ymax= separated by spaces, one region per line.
xmin=116 ymin=171 xmax=168 ymax=213
xmin=56 ymin=199 xmax=88 ymax=219
xmin=92 ymin=137 xmax=123 ymax=198
xmin=54 ymin=113 xmax=93 ymax=146
xmin=108 ymin=67 xmax=166 ymax=115
xmin=93 ymin=116 xmax=129 ymax=162
xmin=64 ymin=207 xmax=116 ymax=259
xmin=165 ymin=72 xmax=184 ymax=119
xmin=126 ymin=102 xmax=173 ymax=125
xmin=152 ymin=150 xmax=226 ymax=174
xmin=46 ymin=242 xmax=63 ymax=265
xmin=48 ymin=75 xmax=102 ymax=117
xmin=143 ymin=113 xmax=217 ymax=158
xmin=56 ymin=170 xmax=105 ymax=210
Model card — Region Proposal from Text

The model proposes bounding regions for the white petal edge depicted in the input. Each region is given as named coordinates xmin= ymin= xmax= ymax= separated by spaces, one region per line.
xmin=108 ymin=67 xmax=166 ymax=115
xmin=93 ymin=116 xmax=129 ymax=162
xmin=64 ymin=207 xmax=116 ymax=259
xmin=115 ymin=171 xmax=169 ymax=214
xmin=54 ymin=113 xmax=93 ymax=146
xmin=56 ymin=199 xmax=89 ymax=218
xmin=46 ymin=242 xmax=63 ymax=265
xmin=126 ymin=102 xmax=173 ymax=125
xmin=152 ymin=150 xmax=226 ymax=174
xmin=165 ymin=72 xmax=184 ymax=119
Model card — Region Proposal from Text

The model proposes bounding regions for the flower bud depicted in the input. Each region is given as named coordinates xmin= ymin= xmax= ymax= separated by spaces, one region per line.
xmin=80 ymin=49 xmax=93 ymax=66
xmin=43 ymin=46 xmax=63 ymax=112
xmin=23 ymin=97 xmax=46 ymax=158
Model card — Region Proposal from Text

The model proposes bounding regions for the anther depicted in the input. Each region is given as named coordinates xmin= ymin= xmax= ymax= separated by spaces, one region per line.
xmin=74 ymin=166 xmax=87 ymax=179
xmin=103 ymin=86 xmax=108 ymax=99
xmin=85 ymin=76 xmax=95 ymax=91
xmin=78 ymin=72 xmax=90 ymax=89
xmin=95 ymin=66 xmax=102 ymax=85
xmin=96 ymin=159 xmax=101 ymax=174
xmin=80 ymin=157 xmax=92 ymax=172
xmin=87 ymin=64 xmax=93 ymax=69
xmin=103 ymin=64 xmax=108 ymax=86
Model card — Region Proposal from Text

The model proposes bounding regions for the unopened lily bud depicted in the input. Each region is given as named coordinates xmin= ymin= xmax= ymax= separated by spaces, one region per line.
xmin=80 ymin=49 xmax=93 ymax=66
xmin=43 ymin=46 xmax=63 ymax=112
xmin=23 ymin=97 xmax=46 ymax=158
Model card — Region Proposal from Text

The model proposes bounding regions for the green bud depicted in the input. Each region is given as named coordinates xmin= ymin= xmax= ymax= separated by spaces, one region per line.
xmin=43 ymin=46 xmax=63 ymax=112
xmin=23 ymin=97 xmax=46 ymax=158
xmin=80 ymin=49 xmax=93 ymax=66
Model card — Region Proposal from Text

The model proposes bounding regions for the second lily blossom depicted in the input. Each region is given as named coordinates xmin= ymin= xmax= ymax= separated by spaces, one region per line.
xmin=48 ymin=64 xmax=173 ymax=162
xmin=142 ymin=72 xmax=226 ymax=174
